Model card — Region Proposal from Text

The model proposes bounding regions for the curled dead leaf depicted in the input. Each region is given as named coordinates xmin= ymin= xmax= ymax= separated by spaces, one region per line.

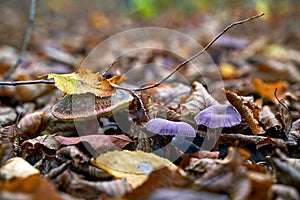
xmin=225 ymin=89 xmax=264 ymax=135
xmin=18 ymin=111 xmax=45 ymax=139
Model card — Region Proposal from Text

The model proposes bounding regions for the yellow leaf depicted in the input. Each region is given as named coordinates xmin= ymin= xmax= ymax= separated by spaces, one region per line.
xmin=43 ymin=69 xmax=116 ymax=97
xmin=91 ymin=150 xmax=177 ymax=188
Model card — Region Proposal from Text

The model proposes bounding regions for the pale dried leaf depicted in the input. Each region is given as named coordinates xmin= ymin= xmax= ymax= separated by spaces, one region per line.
xmin=181 ymin=81 xmax=219 ymax=123
xmin=0 ymin=157 xmax=39 ymax=180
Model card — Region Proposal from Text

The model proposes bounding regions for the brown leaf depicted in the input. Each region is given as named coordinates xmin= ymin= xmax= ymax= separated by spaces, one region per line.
xmin=194 ymin=148 xmax=251 ymax=198
xmin=220 ymin=134 xmax=287 ymax=151
xmin=277 ymin=98 xmax=292 ymax=138
xmin=225 ymin=89 xmax=264 ymax=135
xmin=269 ymin=184 xmax=300 ymax=200
xmin=55 ymin=170 xmax=131 ymax=199
xmin=0 ymin=106 xmax=17 ymax=126
xmin=0 ymin=125 xmax=18 ymax=166
xmin=270 ymin=149 xmax=300 ymax=193
xmin=55 ymin=134 xmax=132 ymax=154
xmin=18 ymin=111 xmax=45 ymax=139
xmin=21 ymin=135 xmax=61 ymax=151
xmin=259 ymin=105 xmax=282 ymax=132
xmin=0 ymin=175 xmax=62 ymax=200
xmin=123 ymin=167 xmax=193 ymax=200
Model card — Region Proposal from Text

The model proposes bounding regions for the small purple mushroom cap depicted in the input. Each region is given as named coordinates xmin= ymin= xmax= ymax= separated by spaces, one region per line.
xmin=194 ymin=105 xmax=241 ymax=128
xmin=146 ymin=118 xmax=196 ymax=137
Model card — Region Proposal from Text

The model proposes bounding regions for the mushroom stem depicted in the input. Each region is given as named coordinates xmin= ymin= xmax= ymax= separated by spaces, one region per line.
xmin=201 ymin=128 xmax=222 ymax=151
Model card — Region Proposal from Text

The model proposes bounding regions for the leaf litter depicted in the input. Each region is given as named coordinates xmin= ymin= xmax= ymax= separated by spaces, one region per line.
xmin=0 ymin=2 xmax=300 ymax=199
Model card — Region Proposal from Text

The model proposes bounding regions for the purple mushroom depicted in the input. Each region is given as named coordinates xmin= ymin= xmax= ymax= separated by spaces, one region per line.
xmin=194 ymin=104 xmax=241 ymax=129
xmin=146 ymin=118 xmax=196 ymax=137
xmin=194 ymin=104 xmax=241 ymax=151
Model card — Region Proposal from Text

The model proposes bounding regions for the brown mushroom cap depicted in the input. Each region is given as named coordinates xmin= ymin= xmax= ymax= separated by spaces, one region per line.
xmin=51 ymin=89 xmax=133 ymax=120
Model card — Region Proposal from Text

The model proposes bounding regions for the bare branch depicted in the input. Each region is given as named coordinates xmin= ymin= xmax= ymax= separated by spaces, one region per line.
xmin=1 ymin=0 xmax=36 ymax=85
xmin=0 ymin=80 xmax=54 ymax=86
xmin=114 ymin=13 xmax=265 ymax=92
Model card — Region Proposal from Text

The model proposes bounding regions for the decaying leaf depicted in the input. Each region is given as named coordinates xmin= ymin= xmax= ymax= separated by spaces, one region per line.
xmin=0 ymin=157 xmax=39 ymax=180
xmin=259 ymin=105 xmax=282 ymax=133
xmin=270 ymin=149 xmax=300 ymax=193
xmin=0 ymin=175 xmax=62 ymax=200
xmin=54 ymin=170 xmax=132 ymax=199
xmin=123 ymin=167 xmax=193 ymax=200
xmin=0 ymin=125 xmax=18 ymax=166
xmin=18 ymin=111 xmax=46 ymax=139
xmin=268 ymin=184 xmax=300 ymax=200
xmin=185 ymin=158 xmax=218 ymax=174
xmin=91 ymin=150 xmax=177 ymax=188
xmin=55 ymin=134 xmax=132 ymax=154
xmin=0 ymin=106 xmax=17 ymax=126
xmin=225 ymin=89 xmax=264 ymax=135
xmin=56 ymin=146 xmax=89 ymax=166
xmin=194 ymin=147 xmax=272 ymax=199
xmin=290 ymin=119 xmax=300 ymax=141
xmin=44 ymin=68 xmax=117 ymax=97
xmin=252 ymin=78 xmax=288 ymax=103
xmin=21 ymin=135 xmax=61 ymax=151
xmin=276 ymin=97 xmax=293 ymax=138
xmin=181 ymin=81 xmax=219 ymax=123
xmin=220 ymin=133 xmax=287 ymax=152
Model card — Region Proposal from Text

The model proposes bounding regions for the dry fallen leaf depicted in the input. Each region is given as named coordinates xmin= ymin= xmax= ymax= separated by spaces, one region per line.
xmin=55 ymin=134 xmax=132 ymax=154
xmin=44 ymin=68 xmax=116 ymax=97
xmin=0 ymin=175 xmax=62 ymax=200
xmin=0 ymin=157 xmax=39 ymax=180
xmin=225 ymin=89 xmax=264 ymax=135
xmin=91 ymin=150 xmax=177 ymax=188
xmin=252 ymin=78 xmax=288 ymax=104
xmin=18 ymin=111 xmax=45 ymax=139
xmin=181 ymin=81 xmax=219 ymax=123
xmin=123 ymin=167 xmax=193 ymax=200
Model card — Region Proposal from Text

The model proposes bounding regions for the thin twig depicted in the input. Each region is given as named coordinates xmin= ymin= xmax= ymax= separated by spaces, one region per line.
xmin=1 ymin=0 xmax=36 ymax=84
xmin=0 ymin=80 xmax=54 ymax=86
xmin=102 ymin=60 xmax=118 ymax=77
xmin=113 ymin=13 xmax=265 ymax=92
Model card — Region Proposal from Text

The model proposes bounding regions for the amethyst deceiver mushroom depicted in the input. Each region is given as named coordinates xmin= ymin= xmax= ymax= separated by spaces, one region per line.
xmin=146 ymin=118 xmax=196 ymax=137
xmin=194 ymin=104 xmax=241 ymax=150
xmin=51 ymin=89 xmax=133 ymax=120
xmin=194 ymin=104 xmax=241 ymax=129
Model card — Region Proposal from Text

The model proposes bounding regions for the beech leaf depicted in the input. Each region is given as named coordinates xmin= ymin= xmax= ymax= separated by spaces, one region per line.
xmin=91 ymin=150 xmax=177 ymax=188
xmin=181 ymin=81 xmax=219 ymax=123
xmin=55 ymin=135 xmax=132 ymax=154
xmin=44 ymin=68 xmax=116 ymax=97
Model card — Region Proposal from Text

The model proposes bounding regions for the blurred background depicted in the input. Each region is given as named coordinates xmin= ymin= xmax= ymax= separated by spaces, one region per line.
xmin=0 ymin=0 xmax=299 ymax=52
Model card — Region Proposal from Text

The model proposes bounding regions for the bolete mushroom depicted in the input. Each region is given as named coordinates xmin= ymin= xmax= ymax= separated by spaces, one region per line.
xmin=194 ymin=104 xmax=241 ymax=150
xmin=51 ymin=89 xmax=133 ymax=120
